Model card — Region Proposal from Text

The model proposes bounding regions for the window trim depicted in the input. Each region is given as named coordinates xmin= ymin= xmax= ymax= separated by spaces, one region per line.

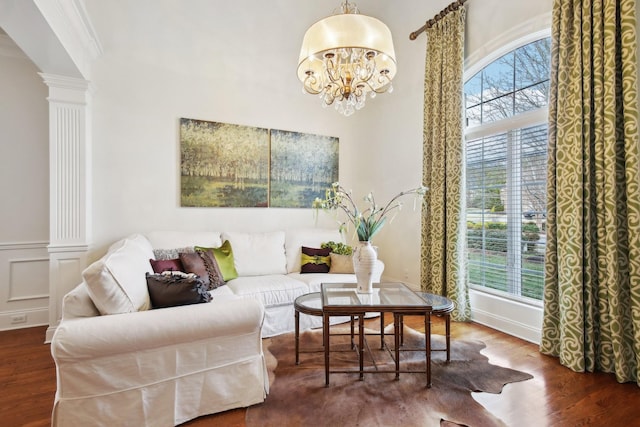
xmin=465 ymin=108 xmax=548 ymax=140
xmin=465 ymin=28 xmax=552 ymax=80
xmin=463 ymin=14 xmax=552 ymax=344
xmin=464 ymin=35 xmax=550 ymax=308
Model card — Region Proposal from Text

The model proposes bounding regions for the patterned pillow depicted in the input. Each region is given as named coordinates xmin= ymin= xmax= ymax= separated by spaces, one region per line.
xmin=196 ymin=248 xmax=227 ymax=289
xmin=149 ymin=258 xmax=184 ymax=273
xmin=153 ymin=247 xmax=195 ymax=260
xmin=300 ymin=246 xmax=331 ymax=273
xmin=146 ymin=272 xmax=211 ymax=309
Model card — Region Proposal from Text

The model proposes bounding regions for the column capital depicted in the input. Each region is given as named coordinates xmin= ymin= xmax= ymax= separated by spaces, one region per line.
xmin=39 ymin=73 xmax=92 ymax=104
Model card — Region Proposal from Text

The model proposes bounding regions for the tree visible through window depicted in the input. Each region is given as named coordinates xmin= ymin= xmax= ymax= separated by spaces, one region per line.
xmin=464 ymin=37 xmax=550 ymax=302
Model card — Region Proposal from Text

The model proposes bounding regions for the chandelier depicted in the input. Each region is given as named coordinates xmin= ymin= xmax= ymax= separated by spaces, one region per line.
xmin=297 ymin=1 xmax=397 ymax=117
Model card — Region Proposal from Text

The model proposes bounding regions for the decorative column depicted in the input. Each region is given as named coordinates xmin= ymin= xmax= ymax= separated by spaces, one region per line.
xmin=40 ymin=73 xmax=91 ymax=342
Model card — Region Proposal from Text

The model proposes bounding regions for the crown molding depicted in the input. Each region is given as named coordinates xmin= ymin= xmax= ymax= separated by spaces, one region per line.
xmin=33 ymin=0 xmax=103 ymax=76
xmin=0 ymin=34 xmax=28 ymax=60
xmin=56 ymin=0 xmax=103 ymax=59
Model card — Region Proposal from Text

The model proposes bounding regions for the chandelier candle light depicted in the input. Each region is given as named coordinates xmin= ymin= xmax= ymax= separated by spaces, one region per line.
xmin=313 ymin=183 xmax=427 ymax=293
xmin=297 ymin=1 xmax=397 ymax=117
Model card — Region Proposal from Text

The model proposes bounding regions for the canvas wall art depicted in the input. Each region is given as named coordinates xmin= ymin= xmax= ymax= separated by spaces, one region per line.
xmin=270 ymin=129 xmax=339 ymax=208
xmin=180 ymin=118 xmax=338 ymax=208
xmin=180 ymin=118 xmax=269 ymax=207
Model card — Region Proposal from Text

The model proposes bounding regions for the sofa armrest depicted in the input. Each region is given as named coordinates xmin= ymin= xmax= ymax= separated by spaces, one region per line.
xmin=52 ymin=298 xmax=264 ymax=361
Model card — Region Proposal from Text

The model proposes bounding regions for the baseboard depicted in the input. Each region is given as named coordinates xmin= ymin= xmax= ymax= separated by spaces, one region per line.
xmin=0 ymin=308 xmax=49 ymax=334
xmin=381 ymin=276 xmax=543 ymax=344
xmin=469 ymin=290 xmax=542 ymax=344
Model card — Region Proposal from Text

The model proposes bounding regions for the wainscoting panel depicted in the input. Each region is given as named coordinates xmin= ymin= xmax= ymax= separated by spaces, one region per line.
xmin=0 ymin=242 xmax=49 ymax=331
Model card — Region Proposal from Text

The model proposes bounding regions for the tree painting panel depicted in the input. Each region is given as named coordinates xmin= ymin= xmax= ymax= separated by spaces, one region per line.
xmin=270 ymin=129 xmax=339 ymax=208
xmin=180 ymin=118 xmax=269 ymax=207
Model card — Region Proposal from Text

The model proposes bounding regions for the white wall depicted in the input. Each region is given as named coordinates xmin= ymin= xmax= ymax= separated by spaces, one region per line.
xmin=80 ymin=0 xmax=456 ymax=257
xmin=0 ymin=0 xmax=587 ymax=341
xmin=82 ymin=0 xmax=551 ymax=307
xmin=0 ymin=34 xmax=50 ymax=330
xmin=83 ymin=0 xmax=377 ymax=255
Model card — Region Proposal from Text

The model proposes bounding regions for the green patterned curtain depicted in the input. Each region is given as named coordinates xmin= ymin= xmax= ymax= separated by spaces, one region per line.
xmin=541 ymin=0 xmax=640 ymax=385
xmin=421 ymin=7 xmax=471 ymax=322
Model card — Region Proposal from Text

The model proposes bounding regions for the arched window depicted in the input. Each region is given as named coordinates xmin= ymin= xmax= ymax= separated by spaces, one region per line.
xmin=464 ymin=36 xmax=551 ymax=304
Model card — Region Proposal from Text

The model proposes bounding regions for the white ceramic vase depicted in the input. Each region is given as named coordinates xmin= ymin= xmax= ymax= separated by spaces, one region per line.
xmin=353 ymin=241 xmax=377 ymax=294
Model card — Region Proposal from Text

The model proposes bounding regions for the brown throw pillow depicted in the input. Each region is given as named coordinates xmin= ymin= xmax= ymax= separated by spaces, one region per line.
xmin=300 ymin=246 xmax=331 ymax=273
xmin=146 ymin=273 xmax=212 ymax=309
xmin=196 ymin=248 xmax=227 ymax=289
xmin=149 ymin=258 xmax=184 ymax=274
xmin=179 ymin=252 xmax=210 ymax=289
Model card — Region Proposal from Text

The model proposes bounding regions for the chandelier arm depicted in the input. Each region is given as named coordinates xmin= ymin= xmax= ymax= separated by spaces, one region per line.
xmin=324 ymin=58 xmax=343 ymax=84
xmin=352 ymin=70 xmax=392 ymax=94
xmin=331 ymin=84 xmax=345 ymax=101
xmin=303 ymin=74 xmax=323 ymax=95
xmin=298 ymin=1 xmax=396 ymax=116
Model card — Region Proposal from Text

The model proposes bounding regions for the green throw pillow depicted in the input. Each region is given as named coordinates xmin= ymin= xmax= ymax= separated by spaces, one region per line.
xmin=195 ymin=240 xmax=238 ymax=281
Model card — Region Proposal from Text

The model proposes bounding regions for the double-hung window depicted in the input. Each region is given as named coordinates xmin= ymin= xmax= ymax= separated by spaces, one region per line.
xmin=464 ymin=37 xmax=551 ymax=304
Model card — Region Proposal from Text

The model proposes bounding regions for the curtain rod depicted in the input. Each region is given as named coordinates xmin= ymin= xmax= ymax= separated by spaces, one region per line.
xmin=409 ymin=0 xmax=468 ymax=40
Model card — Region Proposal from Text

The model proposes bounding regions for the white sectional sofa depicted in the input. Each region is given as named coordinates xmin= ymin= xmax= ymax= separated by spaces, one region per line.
xmin=50 ymin=228 xmax=383 ymax=427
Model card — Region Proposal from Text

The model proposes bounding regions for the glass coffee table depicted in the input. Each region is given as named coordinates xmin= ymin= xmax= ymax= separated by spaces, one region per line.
xmin=294 ymin=292 xmax=323 ymax=365
xmin=321 ymin=282 xmax=453 ymax=388
xmin=294 ymin=292 xmax=366 ymax=365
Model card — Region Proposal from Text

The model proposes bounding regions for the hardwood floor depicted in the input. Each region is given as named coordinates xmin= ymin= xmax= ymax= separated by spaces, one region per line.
xmin=2 ymin=318 xmax=639 ymax=426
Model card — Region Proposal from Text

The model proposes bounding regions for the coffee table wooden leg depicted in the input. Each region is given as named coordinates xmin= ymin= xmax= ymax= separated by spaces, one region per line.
xmin=324 ymin=313 xmax=330 ymax=387
xmin=350 ymin=315 xmax=355 ymax=350
xmin=445 ymin=313 xmax=451 ymax=362
xmin=394 ymin=313 xmax=400 ymax=380
xmin=380 ymin=312 xmax=385 ymax=349
xmin=295 ymin=309 xmax=300 ymax=365
xmin=425 ymin=312 xmax=432 ymax=388
xmin=359 ymin=315 xmax=365 ymax=380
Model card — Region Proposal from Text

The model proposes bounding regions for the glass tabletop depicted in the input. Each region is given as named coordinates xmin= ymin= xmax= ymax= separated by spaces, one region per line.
xmin=415 ymin=292 xmax=455 ymax=314
xmin=294 ymin=292 xmax=322 ymax=311
xmin=321 ymin=282 xmax=428 ymax=311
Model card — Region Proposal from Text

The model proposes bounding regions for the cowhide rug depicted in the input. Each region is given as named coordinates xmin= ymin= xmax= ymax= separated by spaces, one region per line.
xmin=246 ymin=325 xmax=533 ymax=427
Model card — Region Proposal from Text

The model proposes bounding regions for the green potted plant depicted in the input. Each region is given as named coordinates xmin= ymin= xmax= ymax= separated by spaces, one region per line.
xmin=313 ymin=182 xmax=427 ymax=293
xmin=320 ymin=241 xmax=353 ymax=256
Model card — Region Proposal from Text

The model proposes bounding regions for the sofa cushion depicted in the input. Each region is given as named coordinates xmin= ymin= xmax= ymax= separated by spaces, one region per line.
xmin=287 ymin=272 xmax=357 ymax=294
xmin=153 ymin=247 xmax=194 ymax=260
xmin=196 ymin=247 xmax=228 ymax=288
xmin=225 ymin=275 xmax=308 ymax=308
xmin=150 ymin=258 xmax=184 ymax=273
xmin=179 ymin=252 xmax=211 ymax=288
xmin=83 ymin=234 xmax=154 ymax=315
xmin=329 ymin=253 xmax=355 ymax=274
xmin=108 ymin=233 xmax=155 ymax=256
xmin=145 ymin=231 xmax=222 ymax=251
xmin=146 ymin=272 xmax=212 ymax=308
xmin=196 ymin=241 xmax=238 ymax=281
xmin=61 ymin=283 xmax=101 ymax=320
xmin=222 ymin=231 xmax=286 ymax=276
xmin=285 ymin=228 xmax=343 ymax=273
xmin=300 ymin=246 xmax=331 ymax=273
